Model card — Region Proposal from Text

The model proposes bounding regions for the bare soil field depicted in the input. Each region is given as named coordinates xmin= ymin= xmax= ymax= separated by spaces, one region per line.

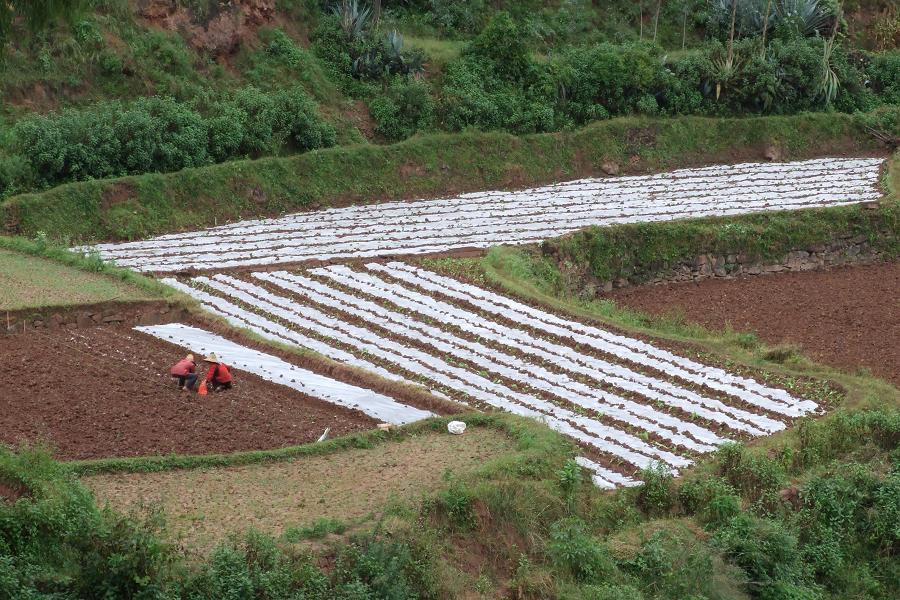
xmin=610 ymin=261 xmax=900 ymax=386
xmin=86 ymin=427 xmax=515 ymax=553
xmin=0 ymin=327 xmax=377 ymax=460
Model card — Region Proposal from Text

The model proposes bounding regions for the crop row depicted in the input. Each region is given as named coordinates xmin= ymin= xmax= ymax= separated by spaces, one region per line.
xmin=80 ymin=157 xmax=884 ymax=272
xmin=165 ymin=264 xmax=817 ymax=488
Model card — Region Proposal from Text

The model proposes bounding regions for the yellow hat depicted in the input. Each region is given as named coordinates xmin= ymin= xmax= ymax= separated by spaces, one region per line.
xmin=203 ymin=352 xmax=219 ymax=363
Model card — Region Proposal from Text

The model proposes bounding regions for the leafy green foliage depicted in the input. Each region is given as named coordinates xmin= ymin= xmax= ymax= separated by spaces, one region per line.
xmin=637 ymin=462 xmax=675 ymax=517
xmin=435 ymin=475 xmax=476 ymax=530
xmin=7 ymin=86 xmax=334 ymax=190
xmin=868 ymin=50 xmax=900 ymax=104
xmin=0 ymin=0 xmax=88 ymax=45
xmin=369 ymin=78 xmax=434 ymax=140
xmin=548 ymin=517 xmax=615 ymax=582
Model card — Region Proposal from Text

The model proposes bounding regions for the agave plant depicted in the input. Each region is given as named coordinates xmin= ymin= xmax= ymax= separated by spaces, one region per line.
xmin=817 ymin=1 xmax=844 ymax=106
xmin=714 ymin=0 xmax=741 ymax=100
xmin=331 ymin=0 xmax=371 ymax=42
xmin=777 ymin=0 xmax=833 ymax=37
xmin=708 ymin=0 xmax=835 ymax=39
xmin=352 ymin=30 xmax=425 ymax=80
xmin=713 ymin=53 xmax=744 ymax=100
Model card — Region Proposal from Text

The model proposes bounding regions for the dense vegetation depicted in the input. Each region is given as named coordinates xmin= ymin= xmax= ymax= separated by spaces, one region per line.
xmin=0 ymin=0 xmax=897 ymax=201
xmin=2 ymin=406 xmax=898 ymax=599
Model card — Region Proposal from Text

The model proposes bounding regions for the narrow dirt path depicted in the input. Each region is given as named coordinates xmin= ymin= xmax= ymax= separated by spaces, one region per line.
xmin=610 ymin=261 xmax=900 ymax=386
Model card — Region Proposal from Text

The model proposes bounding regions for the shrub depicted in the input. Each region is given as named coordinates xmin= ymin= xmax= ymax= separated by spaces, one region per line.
xmin=557 ymin=458 xmax=582 ymax=505
xmin=9 ymin=86 xmax=334 ymax=189
xmin=717 ymin=442 xmax=786 ymax=504
xmin=0 ymin=448 xmax=172 ymax=599
xmin=427 ymin=0 xmax=489 ymax=35
xmin=548 ymin=517 xmax=615 ymax=583
xmin=369 ymin=78 xmax=434 ymax=141
xmin=466 ymin=11 xmax=533 ymax=82
xmin=868 ymin=51 xmax=900 ymax=104
xmin=440 ymin=57 xmax=555 ymax=134
xmin=436 ymin=478 xmax=476 ymax=530
xmin=679 ymin=477 xmax=742 ymax=528
xmin=353 ymin=30 xmax=426 ymax=81
xmin=714 ymin=515 xmax=813 ymax=597
xmin=636 ymin=462 xmax=674 ymax=516
xmin=549 ymin=41 xmax=717 ymax=121
xmin=0 ymin=154 xmax=31 ymax=199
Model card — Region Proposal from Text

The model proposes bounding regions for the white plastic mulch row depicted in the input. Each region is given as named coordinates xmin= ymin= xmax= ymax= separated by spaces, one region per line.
xmin=167 ymin=265 xmax=817 ymax=483
xmin=134 ymin=323 xmax=434 ymax=425
xmin=79 ymin=157 xmax=884 ymax=271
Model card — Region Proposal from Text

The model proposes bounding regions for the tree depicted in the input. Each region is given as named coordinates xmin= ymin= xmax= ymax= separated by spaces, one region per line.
xmin=652 ymin=0 xmax=663 ymax=42
xmin=760 ymin=0 xmax=773 ymax=57
xmin=0 ymin=0 xmax=88 ymax=46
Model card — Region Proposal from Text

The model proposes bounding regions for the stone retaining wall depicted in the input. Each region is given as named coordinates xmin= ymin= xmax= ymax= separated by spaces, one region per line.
xmin=599 ymin=233 xmax=885 ymax=292
xmin=3 ymin=301 xmax=189 ymax=335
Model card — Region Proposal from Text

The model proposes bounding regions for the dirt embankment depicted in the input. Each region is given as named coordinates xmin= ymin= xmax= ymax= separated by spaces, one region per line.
xmin=610 ymin=261 xmax=900 ymax=386
xmin=138 ymin=0 xmax=275 ymax=57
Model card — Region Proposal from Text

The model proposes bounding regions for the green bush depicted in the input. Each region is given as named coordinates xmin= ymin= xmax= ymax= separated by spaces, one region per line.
xmin=714 ymin=515 xmax=814 ymax=597
xmin=467 ymin=11 xmax=533 ymax=82
xmin=636 ymin=462 xmax=675 ymax=517
xmin=436 ymin=477 xmax=477 ymax=530
xmin=440 ymin=56 xmax=555 ymax=133
xmin=679 ymin=477 xmax=742 ymax=528
xmin=868 ymin=51 xmax=900 ymax=104
xmin=427 ymin=0 xmax=489 ymax=35
xmin=548 ymin=517 xmax=615 ymax=583
xmin=369 ymin=78 xmax=434 ymax=141
xmin=717 ymin=442 xmax=787 ymax=504
xmin=0 ymin=448 xmax=172 ymax=599
xmin=8 ymin=86 xmax=334 ymax=190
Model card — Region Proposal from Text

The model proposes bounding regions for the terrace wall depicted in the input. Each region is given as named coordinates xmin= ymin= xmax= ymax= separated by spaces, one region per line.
xmin=2 ymin=301 xmax=189 ymax=335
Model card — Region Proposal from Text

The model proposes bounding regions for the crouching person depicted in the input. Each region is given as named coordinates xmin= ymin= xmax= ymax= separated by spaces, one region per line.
xmin=203 ymin=353 xmax=233 ymax=392
xmin=170 ymin=354 xmax=198 ymax=392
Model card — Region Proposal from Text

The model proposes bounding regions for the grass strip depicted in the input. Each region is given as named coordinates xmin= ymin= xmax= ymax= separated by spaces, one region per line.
xmin=1 ymin=112 xmax=884 ymax=243
xmin=67 ymin=413 xmax=540 ymax=476
xmin=0 ymin=235 xmax=180 ymax=305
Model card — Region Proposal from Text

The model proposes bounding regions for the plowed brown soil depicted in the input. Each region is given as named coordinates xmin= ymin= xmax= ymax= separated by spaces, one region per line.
xmin=0 ymin=327 xmax=376 ymax=460
xmin=610 ymin=262 xmax=900 ymax=386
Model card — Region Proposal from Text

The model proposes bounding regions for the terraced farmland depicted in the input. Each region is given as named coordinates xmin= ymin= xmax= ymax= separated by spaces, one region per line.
xmin=165 ymin=262 xmax=819 ymax=488
xmin=80 ymin=157 xmax=884 ymax=272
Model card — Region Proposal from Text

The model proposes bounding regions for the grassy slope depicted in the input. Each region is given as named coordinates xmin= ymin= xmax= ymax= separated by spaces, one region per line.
xmin=0 ymin=235 xmax=180 ymax=310
xmin=5 ymin=404 xmax=899 ymax=597
xmin=0 ymin=249 xmax=154 ymax=311
xmin=1 ymin=111 xmax=881 ymax=242
xmin=84 ymin=425 xmax=515 ymax=552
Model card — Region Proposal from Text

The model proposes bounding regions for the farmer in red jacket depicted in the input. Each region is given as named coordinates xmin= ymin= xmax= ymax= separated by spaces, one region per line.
xmin=203 ymin=352 xmax=233 ymax=392
xmin=169 ymin=354 xmax=197 ymax=392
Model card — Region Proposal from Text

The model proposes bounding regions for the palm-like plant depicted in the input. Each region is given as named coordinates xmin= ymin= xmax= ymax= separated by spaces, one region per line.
xmin=714 ymin=0 xmax=740 ymax=100
xmin=331 ymin=0 xmax=371 ymax=42
xmin=777 ymin=0 xmax=832 ymax=37
xmin=818 ymin=1 xmax=844 ymax=106
xmin=708 ymin=0 xmax=835 ymax=39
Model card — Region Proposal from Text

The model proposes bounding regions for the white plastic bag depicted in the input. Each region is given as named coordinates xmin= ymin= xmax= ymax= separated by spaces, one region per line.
xmin=447 ymin=421 xmax=466 ymax=435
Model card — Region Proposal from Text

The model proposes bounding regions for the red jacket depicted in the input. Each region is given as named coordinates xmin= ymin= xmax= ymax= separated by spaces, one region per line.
xmin=205 ymin=363 xmax=233 ymax=384
xmin=170 ymin=359 xmax=195 ymax=377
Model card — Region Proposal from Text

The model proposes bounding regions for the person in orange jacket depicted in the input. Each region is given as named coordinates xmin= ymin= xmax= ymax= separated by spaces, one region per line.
xmin=169 ymin=354 xmax=197 ymax=392
xmin=202 ymin=352 xmax=233 ymax=392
